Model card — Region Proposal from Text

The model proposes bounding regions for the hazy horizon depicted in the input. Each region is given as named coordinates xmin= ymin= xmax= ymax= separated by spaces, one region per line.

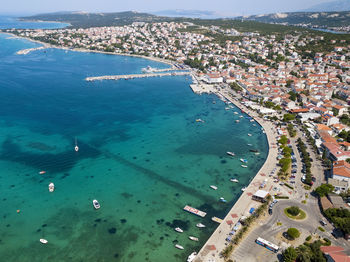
xmin=0 ymin=0 xmax=335 ymax=17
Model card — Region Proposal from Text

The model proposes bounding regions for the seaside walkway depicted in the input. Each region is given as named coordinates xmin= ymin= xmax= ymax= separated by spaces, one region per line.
xmin=194 ymin=89 xmax=279 ymax=262
xmin=85 ymin=71 xmax=190 ymax=81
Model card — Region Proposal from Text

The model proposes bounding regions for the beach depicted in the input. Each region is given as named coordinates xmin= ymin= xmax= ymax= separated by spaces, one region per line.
xmin=194 ymin=89 xmax=279 ymax=262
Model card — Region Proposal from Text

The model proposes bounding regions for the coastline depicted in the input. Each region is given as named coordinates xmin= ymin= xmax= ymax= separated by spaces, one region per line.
xmin=2 ymin=32 xmax=175 ymax=67
xmin=194 ymin=90 xmax=279 ymax=262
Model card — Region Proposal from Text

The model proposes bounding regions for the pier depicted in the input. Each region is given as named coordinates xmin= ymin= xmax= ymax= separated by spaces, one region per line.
xmin=85 ymin=71 xmax=190 ymax=81
xmin=183 ymin=205 xmax=207 ymax=217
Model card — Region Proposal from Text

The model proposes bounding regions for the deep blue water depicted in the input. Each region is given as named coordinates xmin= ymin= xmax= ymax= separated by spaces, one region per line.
xmin=0 ymin=19 xmax=268 ymax=262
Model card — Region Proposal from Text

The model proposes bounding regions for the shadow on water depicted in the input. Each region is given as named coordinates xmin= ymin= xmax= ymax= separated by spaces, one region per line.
xmin=102 ymin=149 xmax=217 ymax=203
xmin=0 ymin=137 xmax=100 ymax=173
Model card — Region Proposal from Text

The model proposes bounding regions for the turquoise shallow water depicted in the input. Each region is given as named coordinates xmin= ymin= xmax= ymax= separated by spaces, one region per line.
xmin=0 ymin=31 xmax=268 ymax=262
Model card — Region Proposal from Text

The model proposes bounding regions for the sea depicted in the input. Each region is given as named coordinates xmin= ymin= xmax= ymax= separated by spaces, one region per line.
xmin=0 ymin=16 xmax=268 ymax=262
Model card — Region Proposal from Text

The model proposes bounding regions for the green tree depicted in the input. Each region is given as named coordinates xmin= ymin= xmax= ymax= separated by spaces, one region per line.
xmin=287 ymin=206 xmax=300 ymax=216
xmin=315 ymin=184 xmax=334 ymax=197
xmin=287 ymin=228 xmax=300 ymax=240
xmin=288 ymin=91 xmax=297 ymax=100
xmin=283 ymin=113 xmax=295 ymax=122
xmin=282 ymin=247 xmax=297 ymax=262
xmin=296 ymin=245 xmax=311 ymax=262
xmin=279 ymin=135 xmax=288 ymax=145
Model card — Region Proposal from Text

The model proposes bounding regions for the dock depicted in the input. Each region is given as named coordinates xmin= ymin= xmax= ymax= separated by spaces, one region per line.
xmin=183 ymin=205 xmax=207 ymax=217
xmin=85 ymin=71 xmax=190 ymax=82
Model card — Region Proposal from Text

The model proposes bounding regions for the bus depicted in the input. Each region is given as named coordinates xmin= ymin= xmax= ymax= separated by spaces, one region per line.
xmin=255 ymin=237 xmax=279 ymax=253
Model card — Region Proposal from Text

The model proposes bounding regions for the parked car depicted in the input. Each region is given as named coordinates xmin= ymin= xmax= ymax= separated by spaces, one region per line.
xmin=320 ymin=220 xmax=327 ymax=226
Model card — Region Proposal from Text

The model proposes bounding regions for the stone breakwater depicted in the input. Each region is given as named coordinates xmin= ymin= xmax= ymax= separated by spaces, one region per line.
xmin=85 ymin=71 xmax=191 ymax=81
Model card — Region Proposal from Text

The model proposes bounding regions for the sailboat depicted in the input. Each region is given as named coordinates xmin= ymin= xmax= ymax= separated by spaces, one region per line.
xmin=74 ymin=137 xmax=79 ymax=152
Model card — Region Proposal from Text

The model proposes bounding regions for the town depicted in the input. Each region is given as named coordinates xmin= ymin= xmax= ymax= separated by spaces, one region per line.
xmin=4 ymin=21 xmax=350 ymax=261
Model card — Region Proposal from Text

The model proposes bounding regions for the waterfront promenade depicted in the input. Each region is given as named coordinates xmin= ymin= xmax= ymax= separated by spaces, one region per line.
xmin=194 ymin=89 xmax=279 ymax=262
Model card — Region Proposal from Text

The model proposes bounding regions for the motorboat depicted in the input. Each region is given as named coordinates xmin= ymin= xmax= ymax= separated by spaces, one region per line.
xmin=210 ymin=185 xmax=218 ymax=190
xmin=241 ymin=187 xmax=247 ymax=192
xmin=175 ymin=244 xmax=184 ymax=250
xmin=255 ymin=152 xmax=260 ymax=155
xmin=234 ymin=112 xmax=238 ymax=115
xmin=189 ymin=236 xmax=199 ymax=242
xmin=74 ymin=137 xmax=79 ymax=152
xmin=239 ymin=115 xmax=243 ymax=118
xmin=187 ymin=252 xmax=197 ymax=262
xmin=247 ymin=144 xmax=252 ymax=146
xmin=39 ymin=238 xmax=48 ymax=244
xmin=196 ymin=119 xmax=204 ymax=123
xmin=219 ymin=197 xmax=227 ymax=203
xmin=93 ymin=199 xmax=100 ymax=209
xmin=39 ymin=171 xmax=46 ymax=175
xmin=230 ymin=178 xmax=239 ymax=183
xmin=235 ymin=120 xmax=240 ymax=123
xmin=250 ymin=119 xmax=255 ymax=122
xmin=250 ymin=149 xmax=259 ymax=152
xmin=226 ymin=151 xmax=235 ymax=157
xmin=175 ymin=227 xmax=183 ymax=233
xmin=48 ymin=183 xmax=54 ymax=192
xmin=240 ymin=158 xmax=247 ymax=163
xmin=241 ymin=165 xmax=248 ymax=168
xmin=247 ymin=133 xmax=252 ymax=136
xmin=196 ymin=223 xmax=206 ymax=228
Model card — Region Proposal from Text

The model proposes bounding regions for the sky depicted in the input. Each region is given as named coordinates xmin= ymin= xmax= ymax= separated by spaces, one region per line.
xmin=1 ymin=0 xmax=332 ymax=16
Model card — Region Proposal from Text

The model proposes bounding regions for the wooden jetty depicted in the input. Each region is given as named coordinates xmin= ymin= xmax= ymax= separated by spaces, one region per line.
xmin=183 ymin=205 xmax=207 ymax=217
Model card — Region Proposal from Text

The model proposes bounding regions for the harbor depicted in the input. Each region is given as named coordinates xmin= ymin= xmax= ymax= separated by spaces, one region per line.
xmin=85 ymin=71 xmax=191 ymax=81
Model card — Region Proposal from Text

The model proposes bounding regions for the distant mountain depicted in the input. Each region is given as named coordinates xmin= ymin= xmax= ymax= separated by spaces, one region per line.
xmin=238 ymin=11 xmax=350 ymax=28
xmin=20 ymin=11 xmax=175 ymax=28
xmin=303 ymin=0 xmax=350 ymax=12
xmin=151 ymin=9 xmax=231 ymax=19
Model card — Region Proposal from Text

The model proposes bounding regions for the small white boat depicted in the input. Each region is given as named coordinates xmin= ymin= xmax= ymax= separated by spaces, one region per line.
xmin=74 ymin=137 xmax=79 ymax=152
xmin=39 ymin=171 xmax=46 ymax=175
xmin=175 ymin=244 xmax=184 ymax=250
xmin=175 ymin=227 xmax=183 ymax=233
xmin=48 ymin=182 xmax=54 ymax=192
xmin=247 ymin=144 xmax=252 ymax=146
xmin=230 ymin=178 xmax=239 ymax=183
xmin=226 ymin=151 xmax=235 ymax=157
xmin=240 ymin=158 xmax=247 ymax=163
xmin=250 ymin=119 xmax=255 ymax=122
xmin=196 ymin=223 xmax=206 ymax=228
xmin=189 ymin=236 xmax=199 ymax=242
xmin=39 ymin=238 xmax=48 ymax=244
xmin=253 ymin=124 xmax=256 ymax=126
xmin=93 ymin=199 xmax=100 ymax=209
xmin=255 ymin=152 xmax=260 ymax=155
xmin=225 ymin=107 xmax=230 ymax=110
xmin=241 ymin=187 xmax=247 ymax=192
xmin=235 ymin=120 xmax=240 ymax=123
xmin=196 ymin=119 xmax=204 ymax=123
xmin=210 ymin=185 xmax=218 ymax=190
xmin=247 ymin=133 xmax=252 ymax=136
xmin=234 ymin=112 xmax=238 ymax=115
xmin=241 ymin=165 xmax=248 ymax=168
xmin=219 ymin=197 xmax=227 ymax=203
xmin=187 ymin=251 xmax=198 ymax=262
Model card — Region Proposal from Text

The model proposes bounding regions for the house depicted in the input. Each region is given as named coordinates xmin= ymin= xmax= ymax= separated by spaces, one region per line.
xmin=320 ymin=246 xmax=350 ymax=262
xmin=252 ymin=190 xmax=269 ymax=202
xmin=331 ymin=161 xmax=350 ymax=191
